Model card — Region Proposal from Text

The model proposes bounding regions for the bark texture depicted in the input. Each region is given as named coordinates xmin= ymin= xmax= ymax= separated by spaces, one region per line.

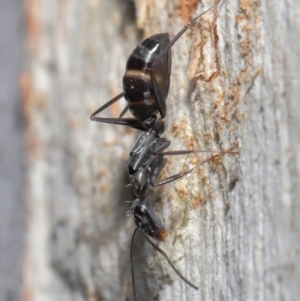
xmin=0 ymin=1 xmax=25 ymax=301
xmin=24 ymin=0 xmax=300 ymax=301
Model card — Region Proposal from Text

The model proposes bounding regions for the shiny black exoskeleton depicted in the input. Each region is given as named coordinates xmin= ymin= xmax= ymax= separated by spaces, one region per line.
xmin=128 ymin=117 xmax=169 ymax=241
xmin=90 ymin=1 xmax=222 ymax=131
xmin=127 ymin=116 xmax=236 ymax=242
xmin=89 ymin=1 xmax=230 ymax=300
xmin=123 ymin=33 xmax=171 ymax=121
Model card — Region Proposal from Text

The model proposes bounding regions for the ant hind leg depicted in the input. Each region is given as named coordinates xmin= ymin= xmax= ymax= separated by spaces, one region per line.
xmin=90 ymin=92 xmax=148 ymax=131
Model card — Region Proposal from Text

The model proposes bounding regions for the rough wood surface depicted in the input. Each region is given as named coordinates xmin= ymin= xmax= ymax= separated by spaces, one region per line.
xmin=0 ymin=1 xmax=25 ymax=301
xmin=24 ymin=0 xmax=300 ymax=301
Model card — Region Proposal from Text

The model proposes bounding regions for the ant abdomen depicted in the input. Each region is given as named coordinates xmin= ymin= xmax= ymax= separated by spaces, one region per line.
xmin=123 ymin=33 xmax=171 ymax=120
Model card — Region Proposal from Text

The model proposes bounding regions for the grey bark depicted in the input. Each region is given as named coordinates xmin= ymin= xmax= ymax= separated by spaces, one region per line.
xmin=0 ymin=1 xmax=25 ymax=301
xmin=24 ymin=0 xmax=300 ymax=301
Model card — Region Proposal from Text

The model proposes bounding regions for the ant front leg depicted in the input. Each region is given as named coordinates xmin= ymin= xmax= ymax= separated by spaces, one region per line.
xmin=90 ymin=92 xmax=147 ymax=131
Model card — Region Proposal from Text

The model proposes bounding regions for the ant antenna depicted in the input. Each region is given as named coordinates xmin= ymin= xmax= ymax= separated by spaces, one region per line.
xmin=130 ymin=228 xmax=198 ymax=301
xmin=152 ymin=0 xmax=222 ymax=67
xmin=130 ymin=228 xmax=138 ymax=301
xmin=143 ymin=232 xmax=199 ymax=290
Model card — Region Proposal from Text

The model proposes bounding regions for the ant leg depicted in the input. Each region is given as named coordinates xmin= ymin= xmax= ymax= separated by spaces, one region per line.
xmin=151 ymin=73 xmax=167 ymax=118
xmin=148 ymin=0 xmax=222 ymax=116
xmin=90 ymin=92 xmax=147 ymax=131
xmin=142 ymin=232 xmax=198 ymax=290
xmin=91 ymin=92 xmax=123 ymax=117
xmin=151 ymin=153 xmax=231 ymax=187
xmin=153 ymin=149 xmax=239 ymax=156
xmin=152 ymin=0 xmax=221 ymax=67
xmin=119 ymin=105 xmax=129 ymax=118
xmin=91 ymin=116 xmax=146 ymax=131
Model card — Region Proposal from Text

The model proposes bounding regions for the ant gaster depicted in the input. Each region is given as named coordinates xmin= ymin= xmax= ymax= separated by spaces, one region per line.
xmin=90 ymin=0 xmax=222 ymax=131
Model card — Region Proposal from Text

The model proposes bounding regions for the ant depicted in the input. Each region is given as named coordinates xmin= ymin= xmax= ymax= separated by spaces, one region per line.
xmin=127 ymin=115 xmax=237 ymax=301
xmin=89 ymin=0 xmax=235 ymax=299
xmin=90 ymin=0 xmax=222 ymax=131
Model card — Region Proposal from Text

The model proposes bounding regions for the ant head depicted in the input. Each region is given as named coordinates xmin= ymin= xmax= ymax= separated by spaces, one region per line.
xmin=131 ymin=198 xmax=167 ymax=241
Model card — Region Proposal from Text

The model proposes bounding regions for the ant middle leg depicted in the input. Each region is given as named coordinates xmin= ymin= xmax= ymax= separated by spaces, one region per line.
xmin=150 ymin=150 xmax=238 ymax=187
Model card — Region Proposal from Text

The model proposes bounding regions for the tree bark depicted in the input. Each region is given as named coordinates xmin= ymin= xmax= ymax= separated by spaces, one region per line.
xmin=23 ymin=0 xmax=300 ymax=301
xmin=0 ymin=1 xmax=25 ymax=301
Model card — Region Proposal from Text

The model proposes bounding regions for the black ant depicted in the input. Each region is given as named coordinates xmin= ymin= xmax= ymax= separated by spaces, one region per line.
xmin=89 ymin=0 xmax=236 ymax=299
xmin=90 ymin=0 xmax=222 ymax=131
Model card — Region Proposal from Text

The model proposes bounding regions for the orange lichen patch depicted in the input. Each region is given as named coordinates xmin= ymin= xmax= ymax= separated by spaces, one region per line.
xmin=208 ymin=155 xmax=224 ymax=171
xmin=20 ymin=73 xmax=31 ymax=107
xmin=154 ymin=158 xmax=172 ymax=195
xmin=170 ymin=115 xmax=188 ymax=137
xmin=154 ymin=185 xmax=165 ymax=198
xmin=98 ymin=203 xmax=113 ymax=220
xmin=86 ymin=294 xmax=101 ymax=301
xmin=22 ymin=286 xmax=33 ymax=301
xmin=171 ymin=120 xmax=181 ymax=136
xmin=22 ymin=254 xmax=34 ymax=301
xmin=236 ymin=1 xmax=259 ymax=72
xmin=214 ymin=98 xmax=223 ymax=110
xmin=20 ymin=73 xmax=49 ymax=117
xmin=68 ymin=113 xmax=81 ymax=130
xmin=100 ymin=183 xmax=110 ymax=193
xmin=26 ymin=135 xmax=40 ymax=155
xmin=197 ymin=168 xmax=209 ymax=185
xmin=178 ymin=0 xmax=198 ymax=23
xmin=20 ymin=72 xmax=32 ymax=127
xmin=135 ymin=0 xmax=149 ymax=29
xmin=214 ymin=97 xmax=232 ymax=126
xmin=191 ymin=195 xmax=203 ymax=210
xmin=239 ymin=0 xmax=254 ymax=16
xmin=111 ymin=97 xmax=121 ymax=118
xmin=96 ymin=169 xmax=106 ymax=179
xmin=24 ymin=0 xmax=41 ymax=49
xmin=20 ymin=73 xmax=47 ymax=157
xmin=123 ymin=125 xmax=136 ymax=135
xmin=228 ymin=78 xmax=242 ymax=102
xmin=177 ymin=185 xmax=188 ymax=200
xmin=188 ymin=3 xmax=220 ymax=82
xmin=184 ymin=134 xmax=197 ymax=150
xmin=225 ymin=1 xmax=260 ymax=126
xmin=204 ymin=132 xmax=213 ymax=145
xmin=189 ymin=154 xmax=199 ymax=166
